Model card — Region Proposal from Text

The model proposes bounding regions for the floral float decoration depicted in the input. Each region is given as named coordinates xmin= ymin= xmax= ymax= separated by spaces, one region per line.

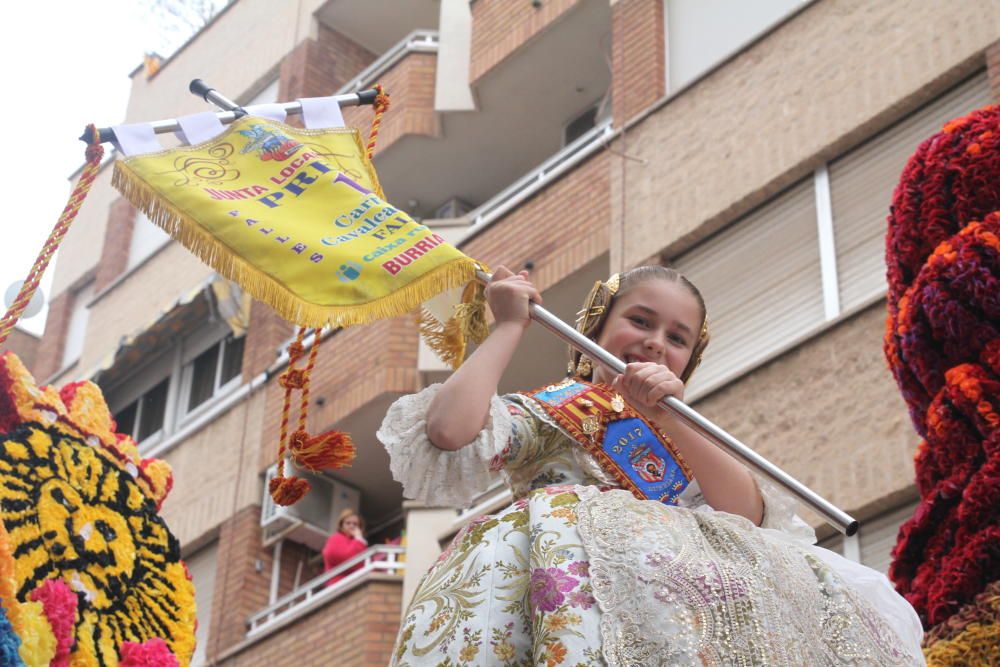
xmin=0 ymin=351 xmax=195 ymax=665
xmin=884 ymin=104 xmax=999 ymax=664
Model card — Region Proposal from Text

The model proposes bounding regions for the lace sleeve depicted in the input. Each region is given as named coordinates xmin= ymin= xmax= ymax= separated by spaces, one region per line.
xmin=376 ymin=384 xmax=514 ymax=508
xmin=755 ymin=473 xmax=817 ymax=543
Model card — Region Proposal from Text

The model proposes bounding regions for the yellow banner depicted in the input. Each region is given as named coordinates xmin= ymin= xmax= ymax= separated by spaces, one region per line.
xmin=112 ymin=117 xmax=481 ymax=328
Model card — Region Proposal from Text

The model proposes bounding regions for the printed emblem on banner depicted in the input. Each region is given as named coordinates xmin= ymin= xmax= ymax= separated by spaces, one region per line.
xmin=238 ymin=124 xmax=302 ymax=161
xmin=336 ymin=262 xmax=363 ymax=282
xmin=630 ymin=446 xmax=667 ymax=483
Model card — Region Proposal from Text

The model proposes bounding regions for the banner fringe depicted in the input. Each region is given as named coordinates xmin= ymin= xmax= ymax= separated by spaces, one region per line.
xmin=112 ymin=160 xmax=481 ymax=329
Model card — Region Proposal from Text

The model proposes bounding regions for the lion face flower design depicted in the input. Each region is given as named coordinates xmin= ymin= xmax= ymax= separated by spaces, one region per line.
xmin=0 ymin=352 xmax=195 ymax=666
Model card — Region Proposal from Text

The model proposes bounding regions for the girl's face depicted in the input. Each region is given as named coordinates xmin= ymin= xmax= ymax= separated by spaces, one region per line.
xmin=340 ymin=515 xmax=362 ymax=535
xmin=591 ymin=279 xmax=703 ymax=385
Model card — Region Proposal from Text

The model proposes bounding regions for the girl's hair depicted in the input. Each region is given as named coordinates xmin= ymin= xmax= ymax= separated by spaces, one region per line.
xmin=569 ymin=265 xmax=709 ymax=382
xmin=337 ymin=508 xmax=365 ymax=533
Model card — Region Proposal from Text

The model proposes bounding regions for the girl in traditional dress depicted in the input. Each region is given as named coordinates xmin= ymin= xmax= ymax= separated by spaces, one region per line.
xmin=378 ymin=265 xmax=924 ymax=666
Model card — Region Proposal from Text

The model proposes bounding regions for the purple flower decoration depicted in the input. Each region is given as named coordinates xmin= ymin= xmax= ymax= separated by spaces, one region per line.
xmin=568 ymin=590 xmax=596 ymax=610
xmin=567 ymin=561 xmax=590 ymax=577
xmin=530 ymin=567 xmax=578 ymax=612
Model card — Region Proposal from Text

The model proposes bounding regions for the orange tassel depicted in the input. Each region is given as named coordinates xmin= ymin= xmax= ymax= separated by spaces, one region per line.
xmin=269 ymin=476 xmax=311 ymax=506
xmin=288 ymin=428 xmax=356 ymax=471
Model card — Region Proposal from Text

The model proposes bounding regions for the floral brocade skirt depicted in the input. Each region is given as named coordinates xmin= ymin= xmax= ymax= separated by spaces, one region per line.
xmin=391 ymin=485 xmax=922 ymax=667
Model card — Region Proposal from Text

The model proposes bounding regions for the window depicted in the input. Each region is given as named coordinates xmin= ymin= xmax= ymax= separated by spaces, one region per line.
xmin=182 ymin=334 xmax=244 ymax=415
xmin=664 ymin=72 xmax=990 ymax=399
xmin=114 ymin=377 xmax=170 ymax=442
xmin=185 ymin=542 xmax=218 ymax=667
xmin=812 ymin=502 xmax=917 ymax=574
xmin=61 ymin=281 xmax=94 ymax=369
xmin=828 ymin=73 xmax=992 ymax=312
xmin=673 ymin=179 xmax=823 ymax=396
xmin=665 ymin=0 xmax=808 ymax=91
xmin=106 ymin=324 xmax=245 ymax=451
xmin=564 ymin=105 xmax=598 ymax=146
xmin=127 ymin=211 xmax=171 ymax=270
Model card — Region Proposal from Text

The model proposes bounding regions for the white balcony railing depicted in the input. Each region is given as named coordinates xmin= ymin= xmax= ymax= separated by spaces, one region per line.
xmin=459 ymin=119 xmax=614 ymax=243
xmin=246 ymin=545 xmax=405 ymax=639
xmin=337 ymin=30 xmax=440 ymax=94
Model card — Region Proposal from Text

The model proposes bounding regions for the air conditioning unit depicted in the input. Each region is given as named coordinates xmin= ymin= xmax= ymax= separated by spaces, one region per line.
xmin=261 ymin=460 xmax=361 ymax=551
xmin=433 ymin=197 xmax=473 ymax=220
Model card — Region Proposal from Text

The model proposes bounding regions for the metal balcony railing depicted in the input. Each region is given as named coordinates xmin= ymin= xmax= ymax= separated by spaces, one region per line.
xmin=246 ymin=545 xmax=405 ymax=639
xmin=337 ymin=30 xmax=440 ymax=94
xmin=459 ymin=119 xmax=614 ymax=243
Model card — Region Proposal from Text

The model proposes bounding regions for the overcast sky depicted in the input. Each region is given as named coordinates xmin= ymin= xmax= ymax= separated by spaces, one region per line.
xmin=0 ymin=2 xmax=203 ymax=335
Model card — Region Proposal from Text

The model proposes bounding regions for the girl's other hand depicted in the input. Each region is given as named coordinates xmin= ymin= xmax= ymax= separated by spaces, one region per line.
xmin=612 ymin=362 xmax=685 ymax=422
xmin=484 ymin=266 xmax=542 ymax=329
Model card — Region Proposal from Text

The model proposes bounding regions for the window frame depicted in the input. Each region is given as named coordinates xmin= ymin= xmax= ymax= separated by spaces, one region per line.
xmin=177 ymin=330 xmax=245 ymax=424
xmin=105 ymin=322 xmax=245 ymax=452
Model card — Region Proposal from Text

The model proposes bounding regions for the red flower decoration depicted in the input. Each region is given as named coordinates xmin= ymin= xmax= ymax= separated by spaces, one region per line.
xmin=884 ymin=104 xmax=999 ymax=641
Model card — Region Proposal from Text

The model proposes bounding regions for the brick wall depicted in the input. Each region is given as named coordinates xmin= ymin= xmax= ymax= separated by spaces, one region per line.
xmin=342 ymin=53 xmax=440 ymax=157
xmin=259 ymin=315 xmax=419 ymax=472
xmin=279 ymin=24 xmax=376 ymax=106
xmin=33 ymin=285 xmax=77 ymax=381
xmin=611 ymin=0 xmax=666 ymax=125
xmin=470 ymin=0 xmax=581 ymax=83
xmin=692 ymin=304 xmax=920 ymax=528
xmin=94 ymin=198 xmax=136 ymax=293
xmin=612 ymin=0 xmax=1000 ymax=269
xmin=3 ymin=329 xmax=39 ymax=373
xmin=207 ymin=505 xmax=271 ymax=660
xmin=988 ymin=39 xmax=1000 ymax=101
xmin=243 ymin=301 xmax=294 ymax=379
xmin=217 ymin=579 xmax=402 ymax=667
xmin=463 ymin=150 xmax=611 ymax=293
xmin=276 ymin=540 xmax=323 ymax=598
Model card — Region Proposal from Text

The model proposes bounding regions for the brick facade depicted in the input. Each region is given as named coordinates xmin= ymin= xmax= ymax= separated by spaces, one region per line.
xmin=259 ymin=315 xmax=419 ymax=472
xmin=93 ymin=197 xmax=136 ymax=293
xmin=343 ymin=52 xmax=440 ymax=157
xmin=3 ymin=329 xmax=39 ymax=373
xmin=279 ymin=24 xmax=376 ymax=106
xmin=470 ymin=0 xmax=581 ymax=83
xmin=32 ymin=284 xmax=78 ymax=381
xmin=206 ymin=505 xmax=271 ymax=660
xmin=692 ymin=304 xmax=920 ymax=528
xmin=463 ymin=151 xmax=611 ymax=293
xmin=612 ymin=0 xmax=1000 ymax=269
xmin=243 ymin=300 xmax=294 ymax=379
xmin=217 ymin=579 xmax=402 ymax=667
xmin=611 ymin=0 xmax=666 ymax=125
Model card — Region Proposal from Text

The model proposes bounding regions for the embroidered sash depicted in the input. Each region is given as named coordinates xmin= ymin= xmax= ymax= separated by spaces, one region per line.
xmin=520 ymin=379 xmax=692 ymax=505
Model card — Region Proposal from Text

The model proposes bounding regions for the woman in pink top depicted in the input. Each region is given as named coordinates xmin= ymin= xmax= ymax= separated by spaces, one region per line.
xmin=322 ymin=509 xmax=367 ymax=586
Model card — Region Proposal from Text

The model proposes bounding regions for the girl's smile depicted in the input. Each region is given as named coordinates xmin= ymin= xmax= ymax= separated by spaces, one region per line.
xmin=592 ymin=279 xmax=703 ymax=384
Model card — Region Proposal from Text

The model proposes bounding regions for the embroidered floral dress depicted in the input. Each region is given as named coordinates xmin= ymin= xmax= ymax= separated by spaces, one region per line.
xmin=378 ymin=384 xmax=925 ymax=666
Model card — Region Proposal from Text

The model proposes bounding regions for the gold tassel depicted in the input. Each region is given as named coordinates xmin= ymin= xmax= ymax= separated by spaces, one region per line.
xmin=417 ymin=308 xmax=467 ymax=369
xmin=416 ymin=278 xmax=489 ymax=369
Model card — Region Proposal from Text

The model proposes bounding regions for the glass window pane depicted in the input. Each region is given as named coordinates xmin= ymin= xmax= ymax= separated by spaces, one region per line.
xmin=220 ymin=335 xmax=244 ymax=386
xmin=187 ymin=344 xmax=220 ymax=411
xmin=114 ymin=401 xmax=138 ymax=438
xmin=137 ymin=379 xmax=169 ymax=441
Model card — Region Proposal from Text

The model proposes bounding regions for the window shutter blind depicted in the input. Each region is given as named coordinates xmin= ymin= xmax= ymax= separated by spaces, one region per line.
xmin=673 ymin=180 xmax=823 ymax=396
xmin=186 ymin=542 xmax=219 ymax=667
xmin=859 ymin=503 xmax=917 ymax=574
xmin=829 ymin=73 xmax=992 ymax=312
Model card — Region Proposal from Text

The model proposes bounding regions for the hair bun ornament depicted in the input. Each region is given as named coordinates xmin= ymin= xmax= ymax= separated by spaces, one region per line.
xmin=884 ymin=104 xmax=999 ymax=660
xmin=569 ymin=275 xmax=620 ymax=377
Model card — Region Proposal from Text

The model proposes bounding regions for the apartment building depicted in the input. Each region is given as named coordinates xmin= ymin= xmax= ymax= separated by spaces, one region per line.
xmin=31 ymin=0 xmax=999 ymax=664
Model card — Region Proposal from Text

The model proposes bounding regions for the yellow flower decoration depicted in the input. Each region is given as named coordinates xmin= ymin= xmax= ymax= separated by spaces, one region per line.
xmin=0 ymin=352 xmax=195 ymax=666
